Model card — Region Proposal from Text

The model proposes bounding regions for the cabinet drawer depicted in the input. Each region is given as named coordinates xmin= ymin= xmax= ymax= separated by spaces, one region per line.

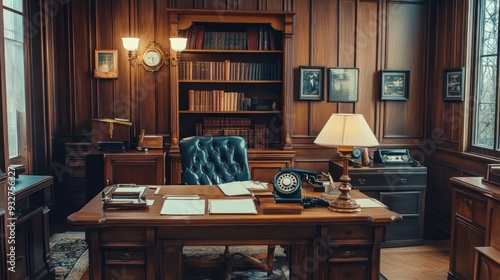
xmin=456 ymin=191 xmax=487 ymax=227
xmin=349 ymin=172 xmax=426 ymax=188
xmin=105 ymin=250 xmax=145 ymax=262
xmin=386 ymin=215 xmax=420 ymax=241
xmin=380 ymin=191 xmax=420 ymax=214
xmin=328 ymin=224 xmax=373 ymax=242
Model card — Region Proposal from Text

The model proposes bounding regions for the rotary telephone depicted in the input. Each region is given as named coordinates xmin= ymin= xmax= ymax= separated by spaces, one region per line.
xmin=273 ymin=168 xmax=323 ymax=203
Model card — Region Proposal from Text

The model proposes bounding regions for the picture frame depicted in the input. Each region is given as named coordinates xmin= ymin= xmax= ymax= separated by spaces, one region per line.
xmin=299 ymin=66 xmax=324 ymax=101
xmin=380 ymin=70 xmax=410 ymax=101
xmin=94 ymin=50 xmax=118 ymax=79
xmin=328 ymin=67 xmax=359 ymax=102
xmin=442 ymin=67 xmax=465 ymax=101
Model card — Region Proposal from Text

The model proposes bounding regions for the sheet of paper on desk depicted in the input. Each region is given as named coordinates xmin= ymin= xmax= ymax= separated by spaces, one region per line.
xmin=160 ymin=199 xmax=206 ymax=215
xmin=241 ymin=180 xmax=268 ymax=190
xmin=217 ymin=182 xmax=252 ymax=196
xmin=355 ymin=198 xmax=387 ymax=208
xmin=209 ymin=198 xmax=257 ymax=214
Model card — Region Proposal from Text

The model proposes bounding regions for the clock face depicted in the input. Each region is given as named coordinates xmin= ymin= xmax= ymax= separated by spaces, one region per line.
xmin=142 ymin=49 xmax=162 ymax=67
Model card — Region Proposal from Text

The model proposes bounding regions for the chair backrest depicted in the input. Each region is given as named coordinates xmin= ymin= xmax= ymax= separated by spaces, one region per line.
xmin=179 ymin=136 xmax=251 ymax=185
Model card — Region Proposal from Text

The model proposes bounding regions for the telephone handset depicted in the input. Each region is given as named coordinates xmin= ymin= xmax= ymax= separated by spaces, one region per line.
xmin=273 ymin=168 xmax=323 ymax=203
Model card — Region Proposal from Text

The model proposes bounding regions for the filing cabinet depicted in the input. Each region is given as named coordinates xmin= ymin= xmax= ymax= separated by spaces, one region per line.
xmin=329 ymin=161 xmax=427 ymax=247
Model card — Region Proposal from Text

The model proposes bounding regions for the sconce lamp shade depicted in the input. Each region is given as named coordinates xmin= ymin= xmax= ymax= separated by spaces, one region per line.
xmin=170 ymin=37 xmax=188 ymax=52
xmin=122 ymin=37 xmax=140 ymax=51
xmin=314 ymin=114 xmax=379 ymax=148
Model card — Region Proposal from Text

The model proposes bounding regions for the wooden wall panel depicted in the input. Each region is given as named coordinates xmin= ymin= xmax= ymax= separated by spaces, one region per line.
xmin=382 ymin=2 xmax=426 ymax=143
xmin=357 ymin=1 xmax=379 ymax=130
xmin=72 ymin=0 xmax=93 ymax=136
xmin=54 ymin=3 xmax=72 ymax=136
xmin=155 ymin=0 xmax=171 ymax=135
xmin=310 ymin=0 xmax=338 ymax=135
xmin=292 ymin=0 xmax=312 ymax=137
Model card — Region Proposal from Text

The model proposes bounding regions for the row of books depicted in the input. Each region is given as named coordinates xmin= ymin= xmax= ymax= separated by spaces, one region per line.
xmin=179 ymin=25 xmax=279 ymax=50
xmin=202 ymin=117 xmax=252 ymax=128
xmin=193 ymin=122 xmax=268 ymax=149
xmin=178 ymin=61 xmax=282 ymax=81
xmin=188 ymin=90 xmax=246 ymax=112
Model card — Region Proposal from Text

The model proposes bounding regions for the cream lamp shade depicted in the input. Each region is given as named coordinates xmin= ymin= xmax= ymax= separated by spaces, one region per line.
xmin=314 ymin=113 xmax=379 ymax=148
xmin=169 ymin=37 xmax=188 ymax=52
xmin=122 ymin=37 xmax=140 ymax=51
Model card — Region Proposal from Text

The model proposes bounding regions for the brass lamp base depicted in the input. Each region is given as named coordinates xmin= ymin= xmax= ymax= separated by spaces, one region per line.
xmin=328 ymin=146 xmax=361 ymax=213
xmin=328 ymin=196 xmax=361 ymax=213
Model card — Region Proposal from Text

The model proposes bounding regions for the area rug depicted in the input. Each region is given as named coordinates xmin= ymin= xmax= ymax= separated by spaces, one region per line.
xmin=49 ymin=231 xmax=88 ymax=280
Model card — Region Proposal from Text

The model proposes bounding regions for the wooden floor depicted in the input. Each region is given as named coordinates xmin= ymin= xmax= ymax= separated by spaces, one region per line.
xmin=381 ymin=240 xmax=450 ymax=280
xmin=78 ymin=240 xmax=450 ymax=279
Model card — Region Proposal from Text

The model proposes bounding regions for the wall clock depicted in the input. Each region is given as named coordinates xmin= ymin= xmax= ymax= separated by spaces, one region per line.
xmin=141 ymin=41 xmax=166 ymax=72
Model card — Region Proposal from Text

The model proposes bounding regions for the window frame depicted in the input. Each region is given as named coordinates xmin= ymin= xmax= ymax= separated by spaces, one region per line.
xmin=469 ymin=0 xmax=500 ymax=158
xmin=3 ymin=1 xmax=31 ymax=170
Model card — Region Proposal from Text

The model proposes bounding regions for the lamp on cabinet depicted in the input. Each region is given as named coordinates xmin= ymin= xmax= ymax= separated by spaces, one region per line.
xmin=314 ymin=113 xmax=379 ymax=212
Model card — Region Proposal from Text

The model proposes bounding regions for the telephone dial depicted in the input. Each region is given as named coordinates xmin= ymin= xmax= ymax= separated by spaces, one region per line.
xmin=273 ymin=168 xmax=323 ymax=203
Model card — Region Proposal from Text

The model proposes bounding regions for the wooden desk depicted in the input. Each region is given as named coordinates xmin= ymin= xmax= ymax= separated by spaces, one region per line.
xmin=68 ymin=186 xmax=402 ymax=280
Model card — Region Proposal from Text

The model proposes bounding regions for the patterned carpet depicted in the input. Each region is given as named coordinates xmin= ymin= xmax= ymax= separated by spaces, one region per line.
xmin=49 ymin=231 xmax=88 ymax=280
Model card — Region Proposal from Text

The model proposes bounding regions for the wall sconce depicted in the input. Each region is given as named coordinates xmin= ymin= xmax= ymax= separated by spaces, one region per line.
xmin=122 ymin=37 xmax=140 ymax=65
xmin=169 ymin=37 xmax=187 ymax=66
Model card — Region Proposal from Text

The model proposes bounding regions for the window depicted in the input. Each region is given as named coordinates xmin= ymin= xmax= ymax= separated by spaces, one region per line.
xmin=3 ymin=0 xmax=27 ymax=165
xmin=472 ymin=0 xmax=500 ymax=156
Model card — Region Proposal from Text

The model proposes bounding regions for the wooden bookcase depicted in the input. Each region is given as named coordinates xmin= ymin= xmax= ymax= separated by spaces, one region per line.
xmin=166 ymin=9 xmax=295 ymax=184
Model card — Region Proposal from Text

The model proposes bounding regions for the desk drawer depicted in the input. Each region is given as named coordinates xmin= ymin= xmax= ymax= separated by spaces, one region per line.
xmin=456 ymin=190 xmax=487 ymax=228
xmin=329 ymin=263 xmax=369 ymax=279
xmin=328 ymin=224 xmax=373 ymax=242
xmin=330 ymin=246 xmax=370 ymax=262
xmin=105 ymin=250 xmax=145 ymax=262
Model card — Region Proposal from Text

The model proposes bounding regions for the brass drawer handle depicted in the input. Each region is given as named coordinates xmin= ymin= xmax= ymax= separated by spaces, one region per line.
xmin=464 ymin=199 xmax=473 ymax=207
xmin=344 ymin=250 xmax=356 ymax=257
xmin=358 ymin=179 xmax=366 ymax=185
xmin=121 ymin=253 xmax=131 ymax=260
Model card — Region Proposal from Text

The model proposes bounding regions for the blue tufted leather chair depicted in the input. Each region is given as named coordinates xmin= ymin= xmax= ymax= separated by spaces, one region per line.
xmin=179 ymin=136 xmax=275 ymax=277
xmin=179 ymin=135 xmax=251 ymax=185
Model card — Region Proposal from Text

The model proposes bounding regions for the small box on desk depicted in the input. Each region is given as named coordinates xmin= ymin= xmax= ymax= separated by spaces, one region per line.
xmin=143 ymin=135 xmax=163 ymax=149
xmin=91 ymin=118 xmax=132 ymax=150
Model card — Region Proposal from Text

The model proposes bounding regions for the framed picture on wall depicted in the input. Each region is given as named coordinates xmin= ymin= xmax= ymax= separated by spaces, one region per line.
xmin=328 ymin=68 xmax=359 ymax=102
xmin=299 ymin=66 xmax=324 ymax=101
xmin=94 ymin=50 xmax=118 ymax=79
xmin=380 ymin=70 xmax=410 ymax=101
xmin=442 ymin=67 xmax=465 ymax=101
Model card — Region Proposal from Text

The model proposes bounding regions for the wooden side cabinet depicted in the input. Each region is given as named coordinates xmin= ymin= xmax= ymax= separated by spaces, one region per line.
xmin=10 ymin=175 xmax=54 ymax=280
xmin=85 ymin=150 xmax=166 ymax=201
xmin=104 ymin=151 xmax=166 ymax=186
xmin=449 ymin=177 xmax=500 ymax=280
xmin=474 ymin=247 xmax=500 ymax=280
xmin=329 ymin=161 xmax=427 ymax=247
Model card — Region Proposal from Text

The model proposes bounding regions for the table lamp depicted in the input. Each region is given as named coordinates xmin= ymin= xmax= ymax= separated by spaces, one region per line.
xmin=314 ymin=113 xmax=379 ymax=212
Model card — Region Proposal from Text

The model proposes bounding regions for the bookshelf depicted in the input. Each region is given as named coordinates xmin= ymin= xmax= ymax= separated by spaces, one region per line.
xmin=167 ymin=9 xmax=295 ymax=184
